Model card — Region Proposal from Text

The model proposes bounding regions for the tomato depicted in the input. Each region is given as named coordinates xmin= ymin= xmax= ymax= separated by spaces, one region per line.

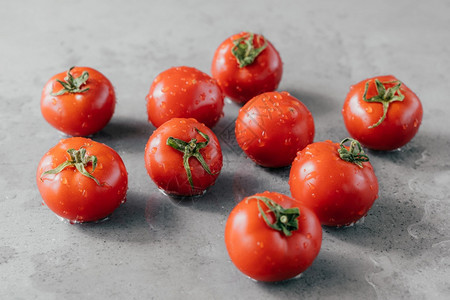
xmin=41 ymin=66 xmax=116 ymax=136
xmin=225 ymin=191 xmax=322 ymax=282
xmin=144 ymin=118 xmax=223 ymax=196
xmin=342 ymin=75 xmax=423 ymax=150
xmin=36 ymin=137 xmax=128 ymax=223
xmin=235 ymin=91 xmax=314 ymax=168
xmin=146 ymin=66 xmax=224 ymax=128
xmin=289 ymin=138 xmax=379 ymax=227
xmin=211 ymin=32 xmax=283 ymax=104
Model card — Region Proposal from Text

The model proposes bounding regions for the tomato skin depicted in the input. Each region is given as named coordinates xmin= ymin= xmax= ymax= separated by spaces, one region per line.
xmin=235 ymin=91 xmax=314 ymax=167
xmin=342 ymin=75 xmax=423 ymax=150
xmin=289 ymin=140 xmax=379 ymax=226
xmin=40 ymin=67 xmax=116 ymax=136
xmin=144 ymin=118 xmax=223 ymax=196
xmin=211 ymin=32 xmax=283 ymax=104
xmin=225 ymin=191 xmax=322 ymax=282
xmin=36 ymin=137 xmax=128 ymax=223
xmin=146 ymin=66 xmax=224 ymax=128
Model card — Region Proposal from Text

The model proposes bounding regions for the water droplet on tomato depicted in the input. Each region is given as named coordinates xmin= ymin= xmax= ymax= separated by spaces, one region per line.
xmin=402 ymin=124 xmax=408 ymax=130
xmin=161 ymin=86 xmax=169 ymax=93
xmin=306 ymin=233 xmax=312 ymax=239
xmin=365 ymin=106 xmax=373 ymax=113
xmin=413 ymin=119 xmax=419 ymax=127
xmin=303 ymin=242 xmax=308 ymax=249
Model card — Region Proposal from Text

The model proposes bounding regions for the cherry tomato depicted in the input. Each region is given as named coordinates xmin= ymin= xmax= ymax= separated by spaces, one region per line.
xmin=289 ymin=138 xmax=379 ymax=227
xmin=211 ymin=32 xmax=283 ymax=104
xmin=36 ymin=137 xmax=128 ymax=223
xmin=144 ymin=118 xmax=223 ymax=196
xmin=235 ymin=91 xmax=314 ymax=167
xmin=225 ymin=191 xmax=322 ymax=282
xmin=146 ymin=66 xmax=224 ymax=128
xmin=41 ymin=66 xmax=116 ymax=136
xmin=342 ymin=75 xmax=423 ymax=150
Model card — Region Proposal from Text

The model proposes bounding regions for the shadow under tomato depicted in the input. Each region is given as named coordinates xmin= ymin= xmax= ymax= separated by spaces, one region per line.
xmin=76 ymin=190 xmax=155 ymax=243
xmin=255 ymin=249 xmax=377 ymax=299
xmin=287 ymin=88 xmax=337 ymax=118
xmin=323 ymin=195 xmax=426 ymax=258
xmin=92 ymin=116 xmax=154 ymax=153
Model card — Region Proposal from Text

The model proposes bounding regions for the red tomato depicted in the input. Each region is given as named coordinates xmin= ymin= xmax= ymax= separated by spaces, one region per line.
xmin=211 ymin=32 xmax=283 ymax=104
xmin=289 ymin=138 xmax=379 ymax=227
xmin=225 ymin=191 xmax=322 ymax=282
xmin=342 ymin=75 xmax=423 ymax=150
xmin=41 ymin=66 xmax=116 ymax=136
xmin=235 ymin=91 xmax=314 ymax=167
xmin=144 ymin=118 xmax=223 ymax=196
xmin=146 ymin=66 xmax=224 ymax=128
xmin=36 ymin=137 xmax=128 ymax=223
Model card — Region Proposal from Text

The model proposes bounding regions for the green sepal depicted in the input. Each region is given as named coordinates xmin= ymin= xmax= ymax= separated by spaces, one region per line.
xmin=40 ymin=147 xmax=101 ymax=185
xmin=363 ymin=79 xmax=405 ymax=128
xmin=231 ymin=32 xmax=268 ymax=68
xmin=253 ymin=196 xmax=300 ymax=237
xmin=166 ymin=128 xmax=216 ymax=191
xmin=338 ymin=138 xmax=369 ymax=168
xmin=51 ymin=66 xmax=90 ymax=96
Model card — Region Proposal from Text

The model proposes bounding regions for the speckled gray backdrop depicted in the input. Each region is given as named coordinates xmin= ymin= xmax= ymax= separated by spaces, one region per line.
xmin=1 ymin=0 xmax=449 ymax=299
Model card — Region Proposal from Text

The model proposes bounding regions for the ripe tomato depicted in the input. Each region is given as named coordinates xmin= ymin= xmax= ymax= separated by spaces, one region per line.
xmin=342 ymin=75 xmax=423 ymax=150
xmin=36 ymin=137 xmax=128 ymax=223
xmin=235 ymin=91 xmax=314 ymax=168
xmin=225 ymin=191 xmax=322 ymax=282
xmin=144 ymin=118 xmax=223 ymax=196
xmin=146 ymin=66 xmax=224 ymax=128
xmin=289 ymin=138 xmax=379 ymax=227
xmin=41 ymin=66 xmax=116 ymax=136
xmin=211 ymin=32 xmax=283 ymax=104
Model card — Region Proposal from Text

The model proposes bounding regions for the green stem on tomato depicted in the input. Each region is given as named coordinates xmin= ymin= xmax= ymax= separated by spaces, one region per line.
xmin=231 ymin=32 xmax=267 ymax=68
xmin=40 ymin=147 xmax=101 ymax=185
xmin=338 ymin=138 xmax=369 ymax=168
xmin=51 ymin=66 xmax=90 ymax=96
xmin=253 ymin=196 xmax=300 ymax=237
xmin=363 ymin=79 xmax=405 ymax=128
xmin=166 ymin=128 xmax=216 ymax=191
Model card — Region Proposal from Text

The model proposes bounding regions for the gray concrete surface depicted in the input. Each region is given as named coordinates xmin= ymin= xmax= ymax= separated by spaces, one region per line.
xmin=1 ymin=0 xmax=450 ymax=299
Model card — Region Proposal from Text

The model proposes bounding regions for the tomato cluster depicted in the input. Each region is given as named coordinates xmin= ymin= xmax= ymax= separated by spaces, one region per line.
xmin=37 ymin=31 xmax=423 ymax=282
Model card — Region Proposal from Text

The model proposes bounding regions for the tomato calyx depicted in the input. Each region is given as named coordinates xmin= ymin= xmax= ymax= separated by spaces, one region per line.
xmin=253 ymin=196 xmax=300 ymax=237
xmin=51 ymin=66 xmax=90 ymax=96
xmin=231 ymin=32 xmax=268 ymax=68
xmin=363 ymin=79 xmax=405 ymax=128
xmin=40 ymin=147 xmax=101 ymax=185
xmin=338 ymin=138 xmax=369 ymax=168
xmin=166 ymin=128 xmax=217 ymax=191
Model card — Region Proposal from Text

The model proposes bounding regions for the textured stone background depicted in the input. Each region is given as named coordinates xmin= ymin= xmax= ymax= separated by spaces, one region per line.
xmin=1 ymin=0 xmax=449 ymax=299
